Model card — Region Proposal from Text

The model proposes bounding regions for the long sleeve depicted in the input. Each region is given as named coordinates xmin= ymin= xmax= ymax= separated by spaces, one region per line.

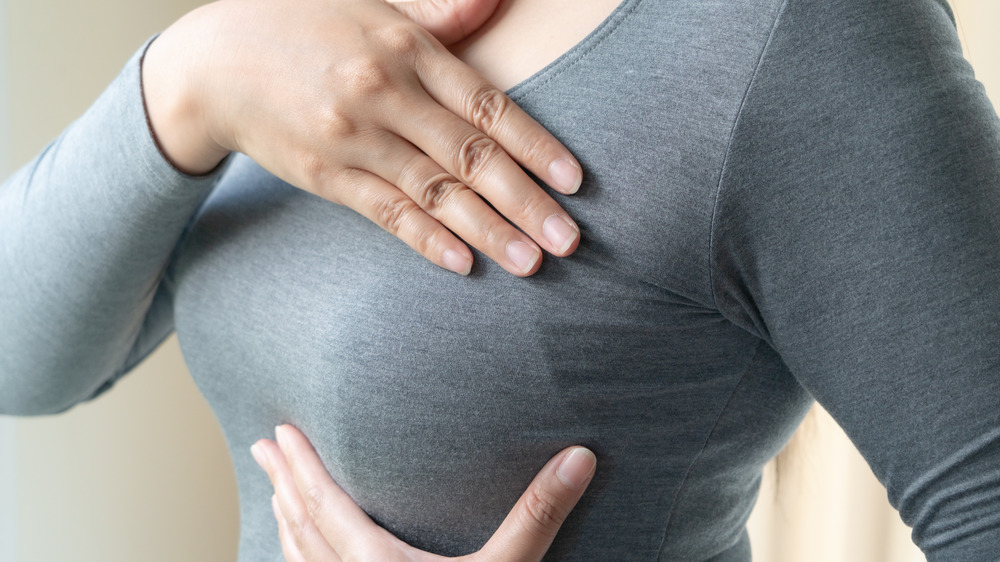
xmin=713 ymin=0 xmax=1000 ymax=558
xmin=0 ymin=40 xmax=225 ymax=415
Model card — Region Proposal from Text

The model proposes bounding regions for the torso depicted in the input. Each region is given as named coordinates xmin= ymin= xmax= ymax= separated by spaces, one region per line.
xmin=170 ymin=0 xmax=808 ymax=559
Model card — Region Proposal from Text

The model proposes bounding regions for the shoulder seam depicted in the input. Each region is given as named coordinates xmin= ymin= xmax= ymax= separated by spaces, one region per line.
xmin=707 ymin=0 xmax=790 ymax=313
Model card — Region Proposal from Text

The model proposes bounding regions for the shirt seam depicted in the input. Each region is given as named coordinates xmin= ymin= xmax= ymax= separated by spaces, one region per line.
xmin=654 ymin=339 xmax=768 ymax=557
xmin=707 ymin=0 xmax=791 ymax=315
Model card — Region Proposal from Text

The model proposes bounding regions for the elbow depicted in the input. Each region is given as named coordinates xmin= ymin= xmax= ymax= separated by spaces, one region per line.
xmin=0 ymin=383 xmax=84 ymax=417
xmin=0 ymin=364 xmax=112 ymax=417
xmin=898 ymin=430 xmax=1000 ymax=559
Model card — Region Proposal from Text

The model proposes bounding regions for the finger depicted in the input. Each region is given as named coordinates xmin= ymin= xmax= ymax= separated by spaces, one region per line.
xmin=389 ymin=0 xmax=502 ymax=46
xmin=273 ymin=495 xmax=329 ymax=562
xmin=251 ymin=439 xmax=345 ymax=561
xmin=273 ymin=425 xmax=396 ymax=556
xmin=360 ymin=132 xmax=550 ymax=276
xmin=392 ymin=104 xmax=581 ymax=261
xmin=476 ymin=447 xmax=596 ymax=561
xmin=326 ymin=167 xmax=475 ymax=275
xmin=414 ymin=50 xmax=584 ymax=195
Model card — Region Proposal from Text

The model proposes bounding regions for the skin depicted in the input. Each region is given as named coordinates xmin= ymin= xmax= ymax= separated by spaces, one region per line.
xmin=448 ymin=0 xmax=625 ymax=91
xmin=142 ymin=0 xmax=585 ymax=277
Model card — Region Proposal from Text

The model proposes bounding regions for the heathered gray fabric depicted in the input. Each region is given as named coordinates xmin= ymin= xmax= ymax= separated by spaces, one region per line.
xmin=3 ymin=0 xmax=1000 ymax=559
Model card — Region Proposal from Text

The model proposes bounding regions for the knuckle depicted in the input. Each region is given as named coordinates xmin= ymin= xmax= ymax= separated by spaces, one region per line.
xmin=457 ymin=133 xmax=503 ymax=180
xmin=410 ymin=221 xmax=440 ymax=257
xmin=519 ymin=134 xmax=550 ymax=167
xmin=301 ymin=485 xmax=326 ymax=521
xmin=414 ymin=173 xmax=464 ymax=214
xmin=523 ymin=485 xmax=565 ymax=537
xmin=373 ymin=195 xmax=417 ymax=236
xmin=467 ymin=86 xmax=510 ymax=132
xmin=375 ymin=24 xmax=429 ymax=59
xmin=296 ymin=150 xmax=327 ymax=191
xmin=340 ymin=55 xmax=393 ymax=96
xmin=283 ymin=509 xmax=310 ymax=545
xmin=317 ymin=106 xmax=358 ymax=140
xmin=473 ymin=215 xmax=507 ymax=248
xmin=316 ymin=166 xmax=361 ymax=204
xmin=290 ymin=529 xmax=311 ymax=557
xmin=511 ymin=194 xmax=542 ymax=225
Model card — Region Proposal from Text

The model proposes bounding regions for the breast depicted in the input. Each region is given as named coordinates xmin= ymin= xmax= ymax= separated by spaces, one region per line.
xmin=169 ymin=154 xmax=768 ymax=557
xmin=168 ymin=0 xmax=795 ymax=556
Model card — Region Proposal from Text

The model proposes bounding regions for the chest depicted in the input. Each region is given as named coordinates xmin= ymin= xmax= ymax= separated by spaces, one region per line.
xmin=169 ymin=2 xmax=796 ymax=556
xmin=448 ymin=0 xmax=626 ymax=91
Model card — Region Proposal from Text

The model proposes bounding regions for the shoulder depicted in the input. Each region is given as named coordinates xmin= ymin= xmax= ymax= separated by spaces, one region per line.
xmin=710 ymin=0 xmax=1000 ymax=337
xmin=718 ymin=0 xmax=997 ymax=223
xmin=745 ymin=0 xmax=975 ymax=137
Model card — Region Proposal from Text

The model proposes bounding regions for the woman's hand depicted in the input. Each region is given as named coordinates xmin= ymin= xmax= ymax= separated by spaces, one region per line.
xmin=142 ymin=0 xmax=582 ymax=277
xmin=252 ymin=425 xmax=596 ymax=561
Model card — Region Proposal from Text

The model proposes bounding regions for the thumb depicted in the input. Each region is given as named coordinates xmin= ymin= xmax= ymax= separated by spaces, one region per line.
xmin=388 ymin=0 xmax=502 ymax=45
xmin=475 ymin=447 xmax=597 ymax=561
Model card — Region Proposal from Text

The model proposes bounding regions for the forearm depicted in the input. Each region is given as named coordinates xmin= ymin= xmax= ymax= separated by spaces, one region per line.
xmin=0 ymin=40 xmax=223 ymax=415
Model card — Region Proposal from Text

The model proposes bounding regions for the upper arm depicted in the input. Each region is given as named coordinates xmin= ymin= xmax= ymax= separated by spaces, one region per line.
xmin=0 ymin=40 xmax=218 ymax=415
xmin=712 ymin=0 xmax=1000 ymax=556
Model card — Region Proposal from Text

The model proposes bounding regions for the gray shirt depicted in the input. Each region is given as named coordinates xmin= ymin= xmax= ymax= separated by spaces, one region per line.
xmin=3 ymin=0 xmax=1000 ymax=559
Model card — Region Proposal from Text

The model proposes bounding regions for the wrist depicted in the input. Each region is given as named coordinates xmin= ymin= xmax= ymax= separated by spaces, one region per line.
xmin=141 ymin=14 xmax=230 ymax=175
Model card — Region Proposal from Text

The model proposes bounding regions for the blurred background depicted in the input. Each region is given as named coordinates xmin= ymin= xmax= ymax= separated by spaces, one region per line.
xmin=0 ymin=0 xmax=996 ymax=560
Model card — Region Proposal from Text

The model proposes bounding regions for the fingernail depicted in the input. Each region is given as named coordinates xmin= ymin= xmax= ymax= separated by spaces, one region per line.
xmin=274 ymin=425 xmax=288 ymax=449
xmin=251 ymin=443 xmax=268 ymax=470
xmin=549 ymin=159 xmax=582 ymax=194
xmin=442 ymin=249 xmax=472 ymax=276
xmin=506 ymin=240 xmax=540 ymax=274
xmin=556 ymin=448 xmax=596 ymax=490
xmin=542 ymin=214 xmax=579 ymax=254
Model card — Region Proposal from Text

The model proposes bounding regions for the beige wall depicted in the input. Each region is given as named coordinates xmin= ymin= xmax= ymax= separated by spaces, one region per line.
xmin=4 ymin=2 xmax=239 ymax=560
xmin=0 ymin=2 xmax=13 ymax=558
xmin=1 ymin=1 xmax=997 ymax=561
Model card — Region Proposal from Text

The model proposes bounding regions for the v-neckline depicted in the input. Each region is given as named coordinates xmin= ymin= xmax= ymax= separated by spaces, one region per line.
xmin=506 ymin=0 xmax=640 ymax=98
xmin=452 ymin=0 xmax=642 ymax=99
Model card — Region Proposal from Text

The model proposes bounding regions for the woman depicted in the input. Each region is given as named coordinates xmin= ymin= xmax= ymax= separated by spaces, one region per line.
xmin=2 ymin=0 xmax=999 ymax=560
